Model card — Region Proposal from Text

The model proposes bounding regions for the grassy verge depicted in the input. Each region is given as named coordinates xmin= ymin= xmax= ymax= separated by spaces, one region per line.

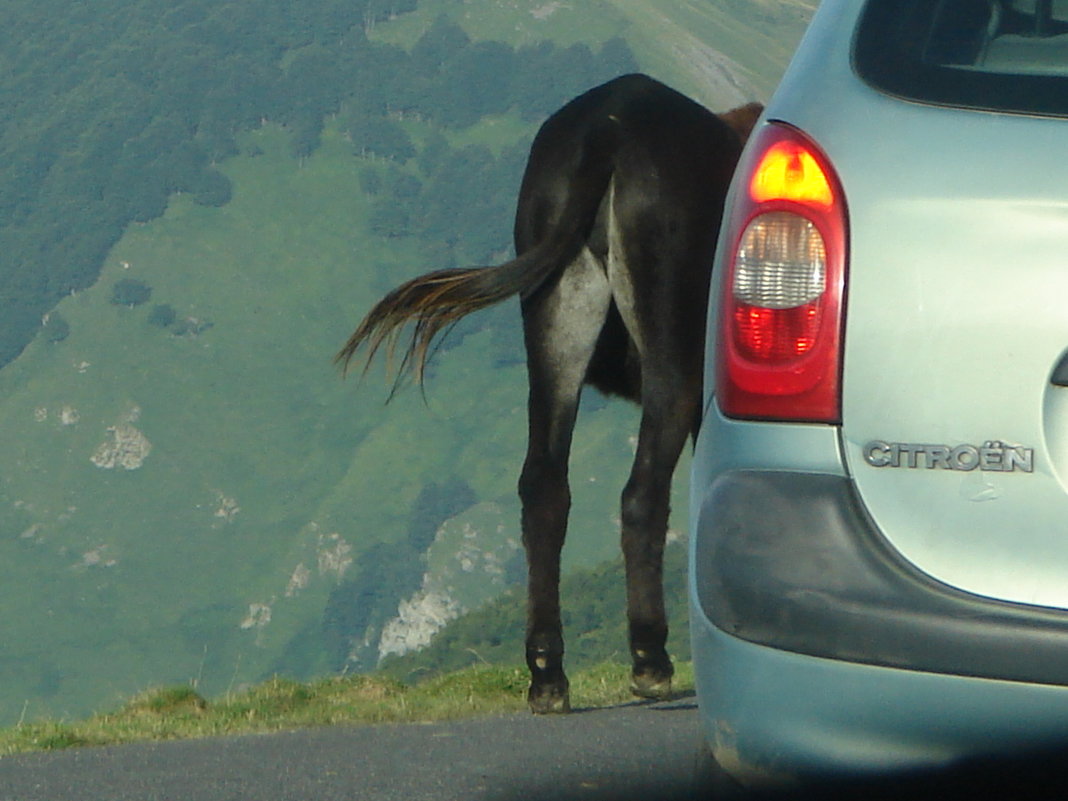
xmin=0 ymin=661 xmax=694 ymax=756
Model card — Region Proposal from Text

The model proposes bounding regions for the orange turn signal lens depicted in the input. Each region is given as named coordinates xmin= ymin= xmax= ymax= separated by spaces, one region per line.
xmin=749 ymin=141 xmax=834 ymax=209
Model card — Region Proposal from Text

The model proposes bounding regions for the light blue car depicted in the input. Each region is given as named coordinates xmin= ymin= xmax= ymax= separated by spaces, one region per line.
xmin=689 ymin=0 xmax=1068 ymax=788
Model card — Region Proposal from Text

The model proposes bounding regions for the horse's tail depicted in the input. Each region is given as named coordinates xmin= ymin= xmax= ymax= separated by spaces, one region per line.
xmin=335 ymin=133 xmax=616 ymax=388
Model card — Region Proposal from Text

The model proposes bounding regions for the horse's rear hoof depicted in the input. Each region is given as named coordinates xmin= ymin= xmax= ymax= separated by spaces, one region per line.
xmin=528 ymin=680 xmax=571 ymax=714
xmin=631 ymin=671 xmax=673 ymax=701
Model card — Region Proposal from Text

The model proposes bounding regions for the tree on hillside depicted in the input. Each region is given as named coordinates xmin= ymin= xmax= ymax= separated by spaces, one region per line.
xmin=511 ymin=42 xmax=564 ymax=120
xmin=191 ymin=169 xmax=233 ymax=207
xmin=42 ymin=312 xmax=70 ymax=343
xmin=290 ymin=113 xmax=325 ymax=161
xmin=196 ymin=114 xmax=242 ymax=164
xmin=415 ymin=144 xmax=514 ymax=262
xmin=510 ymin=38 xmax=640 ymax=121
xmin=428 ymin=41 xmax=517 ymax=128
xmin=359 ymin=167 xmax=383 ymax=195
xmin=111 ymin=278 xmax=152 ymax=307
xmin=148 ymin=303 xmax=177 ymax=328
xmin=369 ymin=162 xmax=424 ymax=237
xmin=416 ymin=131 xmax=450 ymax=176
xmin=410 ymin=15 xmax=470 ymax=74
xmin=345 ymin=114 xmax=415 ymax=163
xmin=347 ymin=40 xmax=410 ymax=117
xmin=285 ymin=44 xmax=345 ymax=122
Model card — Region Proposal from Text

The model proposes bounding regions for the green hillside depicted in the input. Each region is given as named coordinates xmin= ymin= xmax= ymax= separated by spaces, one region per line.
xmin=0 ymin=122 xmax=644 ymax=722
xmin=0 ymin=0 xmax=813 ymax=724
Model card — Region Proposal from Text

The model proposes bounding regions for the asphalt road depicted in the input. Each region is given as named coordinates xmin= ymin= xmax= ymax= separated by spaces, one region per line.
xmin=4 ymin=693 xmax=1067 ymax=801
xmin=0 ymin=695 xmax=705 ymax=801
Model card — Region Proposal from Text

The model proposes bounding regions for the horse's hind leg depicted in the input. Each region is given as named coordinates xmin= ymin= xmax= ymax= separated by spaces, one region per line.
xmin=621 ymin=384 xmax=696 ymax=700
xmin=609 ymin=225 xmax=704 ymax=699
xmin=518 ymin=250 xmax=610 ymax=714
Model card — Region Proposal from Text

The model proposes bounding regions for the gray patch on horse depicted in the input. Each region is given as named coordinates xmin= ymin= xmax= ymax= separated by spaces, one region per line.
xmin=541 ymin=247 xmax=611 ymax=406
xmin=606 ymin=179 xmax=645 ymax=358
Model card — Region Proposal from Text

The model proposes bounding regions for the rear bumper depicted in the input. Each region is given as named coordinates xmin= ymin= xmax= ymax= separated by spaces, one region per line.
xmin=692 ymin=471 xmax=1068 ymax=685
xmin=689 ymin=611 xmax=1068 ymax=783
xmin=688 ymin=471 xmax=1068 ymax=782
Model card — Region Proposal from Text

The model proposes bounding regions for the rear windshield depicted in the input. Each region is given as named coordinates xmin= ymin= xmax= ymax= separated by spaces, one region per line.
xmin=855 ymin=0 xmax=1068 ymax=116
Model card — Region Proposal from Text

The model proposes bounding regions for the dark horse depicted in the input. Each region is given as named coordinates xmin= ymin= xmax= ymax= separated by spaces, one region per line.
xmin=337 ymin=74 xmax=761 ymax=713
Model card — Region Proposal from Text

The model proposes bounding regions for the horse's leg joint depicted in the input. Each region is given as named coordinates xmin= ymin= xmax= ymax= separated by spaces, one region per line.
xmin=525 ymin=632 xmax=570 ymax=714
xmin=628 ymin=619 xmax=674 ymax=700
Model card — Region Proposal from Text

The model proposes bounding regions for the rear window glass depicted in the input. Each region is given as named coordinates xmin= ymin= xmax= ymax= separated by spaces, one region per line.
xmin=855 ymin=0 xmax=1068 ymax=116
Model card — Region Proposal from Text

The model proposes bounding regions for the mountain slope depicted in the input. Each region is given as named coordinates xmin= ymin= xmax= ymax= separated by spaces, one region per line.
xmin=0 ymin=119 xmax=649 ymax=723
xmin=0 ymin=0 xmax=812 ymax=724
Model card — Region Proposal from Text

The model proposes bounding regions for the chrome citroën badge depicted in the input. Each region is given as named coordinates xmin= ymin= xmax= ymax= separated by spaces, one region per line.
xmin=862 ymin=441 xmax=1034 ymax=473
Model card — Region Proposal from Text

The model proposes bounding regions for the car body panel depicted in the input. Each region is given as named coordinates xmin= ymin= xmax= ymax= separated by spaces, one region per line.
xmin=691 ymin=0 xmax=1068 ymax=784
xmin=734 ymin=0 xmax=1068 ymax=608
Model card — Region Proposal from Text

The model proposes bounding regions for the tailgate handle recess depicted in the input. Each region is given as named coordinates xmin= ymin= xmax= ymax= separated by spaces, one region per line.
xmin=1052 ymin=352 xmax=1068 ymax=387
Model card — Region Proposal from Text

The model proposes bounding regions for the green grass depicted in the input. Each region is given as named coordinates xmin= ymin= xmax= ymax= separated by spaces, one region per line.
xmin=0 ymin=661 xmax=695 ymax=755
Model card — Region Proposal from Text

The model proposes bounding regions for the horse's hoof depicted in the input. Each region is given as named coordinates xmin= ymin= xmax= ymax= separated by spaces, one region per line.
xmin=631 ymin=671 xmax=673 ymax=701
xmin=528 ymin=681 xmax=571 ymax=714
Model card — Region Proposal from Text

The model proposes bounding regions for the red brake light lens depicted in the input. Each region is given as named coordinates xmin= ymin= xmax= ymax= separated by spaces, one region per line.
xmin=715 ymin=123 xmax=848 ymax=423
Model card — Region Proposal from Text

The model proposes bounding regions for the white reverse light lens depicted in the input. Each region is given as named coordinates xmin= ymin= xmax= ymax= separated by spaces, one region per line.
xmin=733 ymin=212 xmax=827 ymax=309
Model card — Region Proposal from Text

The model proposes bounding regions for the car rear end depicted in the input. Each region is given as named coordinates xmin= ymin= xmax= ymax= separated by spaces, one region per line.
xmin=690 ymin=0 xmax=1068 ymax=786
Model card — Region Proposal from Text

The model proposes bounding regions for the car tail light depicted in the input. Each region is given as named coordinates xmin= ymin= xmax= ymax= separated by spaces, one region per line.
xmin=715 ymin=123 xmax=848 ymax=423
